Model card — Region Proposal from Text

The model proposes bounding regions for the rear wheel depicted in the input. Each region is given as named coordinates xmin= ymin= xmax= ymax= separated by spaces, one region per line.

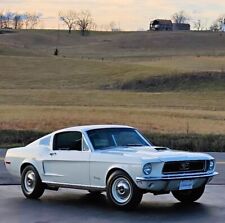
xmin=106 ymin=170 xmax=143 ymax=209
xmin=21 ymin=165 xmax=45 ymax=199
xmin=172 ymin=186 xmax=205 ymax=203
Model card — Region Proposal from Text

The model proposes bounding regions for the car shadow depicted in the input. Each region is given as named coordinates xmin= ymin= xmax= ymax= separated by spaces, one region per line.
xmin=17 ymin=190 xmax=211 ymax=221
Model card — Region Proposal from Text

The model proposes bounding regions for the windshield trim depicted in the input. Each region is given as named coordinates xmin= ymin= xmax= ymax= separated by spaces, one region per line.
xmin=86 ymin=127 xmax=152 ymax=151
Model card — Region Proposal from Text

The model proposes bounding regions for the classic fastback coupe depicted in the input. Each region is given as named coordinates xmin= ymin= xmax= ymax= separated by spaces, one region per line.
xmin=5 ymin=125 xmax=217 ymax=208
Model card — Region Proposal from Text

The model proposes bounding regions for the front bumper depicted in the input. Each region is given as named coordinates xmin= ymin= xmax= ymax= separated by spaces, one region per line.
xmin=136 ymin=172 xmax=218 ymax=192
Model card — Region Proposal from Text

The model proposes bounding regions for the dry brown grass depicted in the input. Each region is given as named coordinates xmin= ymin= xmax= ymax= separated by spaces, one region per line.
xmin=0 ymin=103 xmax=225 ymax=134
xmin=0 ymin=89 xmax=225 ymax=110
xmin=0 ymin=55 xmax=225 ymax=90
xmin=1 ymin=30 xmax=225 ymax=58
xmin=0 ymin=30 xmax=225 ymax=135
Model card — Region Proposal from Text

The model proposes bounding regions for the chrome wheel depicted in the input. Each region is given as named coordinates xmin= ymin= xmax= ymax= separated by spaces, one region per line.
xmin=107 ymin=170 xmax=143 ymax=209
xmin=21 ymin=165 xmax=45 ymax=199
xmin=24 ymin=170 xmax=36 ymax=194
xmin=111 ymin=177 xmax=132 ymax=204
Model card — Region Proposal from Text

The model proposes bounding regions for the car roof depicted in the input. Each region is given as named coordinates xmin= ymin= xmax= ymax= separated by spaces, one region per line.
xmin=55 ymin=125 xmax=134 ymax=133
xmin=26 ymin=125 xmax=135 ymax=148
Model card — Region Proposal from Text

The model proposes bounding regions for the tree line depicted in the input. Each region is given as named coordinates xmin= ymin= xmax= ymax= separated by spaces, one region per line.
xmin=172 ymin=10 xmax=225 ymax=31
xmin=0 ymin=9 xmax=225 ymax=34
xmin=0 ymin=11 xmax=40 ymax=29
xmin=59 ymin=10 xmax=96 ymax=35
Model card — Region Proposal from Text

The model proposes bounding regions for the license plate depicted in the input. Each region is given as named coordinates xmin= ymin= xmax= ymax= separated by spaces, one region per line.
xmin=179 ymin=180 xmax=193 ymax=190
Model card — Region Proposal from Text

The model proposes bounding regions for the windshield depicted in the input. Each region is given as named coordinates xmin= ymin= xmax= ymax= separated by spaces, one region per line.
xmin=87 ymin=128 xmax=151 ymax=150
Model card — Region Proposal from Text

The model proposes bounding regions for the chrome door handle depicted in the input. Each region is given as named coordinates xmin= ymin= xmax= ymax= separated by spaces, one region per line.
xmin=49 ymin=152 xmax=57 ymax=156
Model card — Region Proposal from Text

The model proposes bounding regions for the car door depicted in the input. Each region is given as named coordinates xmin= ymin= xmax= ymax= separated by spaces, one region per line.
xmin=42 ymin=131 xmax=91 ymax=186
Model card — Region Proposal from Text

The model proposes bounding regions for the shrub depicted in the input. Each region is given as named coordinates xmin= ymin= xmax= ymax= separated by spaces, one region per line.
xmin=0 ymin=130 xmax=225 ymax=152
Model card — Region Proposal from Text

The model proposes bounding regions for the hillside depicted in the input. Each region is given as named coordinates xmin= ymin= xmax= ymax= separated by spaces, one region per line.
xmin=1 ymin=30 xmax=225 ymax=58
xmin=0 ymin=30 xmax=225 ymax=136
xmin=1 ymin=30 xmax=225 ymax=91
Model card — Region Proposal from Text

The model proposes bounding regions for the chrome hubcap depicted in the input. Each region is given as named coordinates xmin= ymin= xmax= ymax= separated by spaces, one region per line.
xmin=112 ymin=177 xmax=132 ymax=204
xmin=24 ymin=170 xmax=36 ymax=194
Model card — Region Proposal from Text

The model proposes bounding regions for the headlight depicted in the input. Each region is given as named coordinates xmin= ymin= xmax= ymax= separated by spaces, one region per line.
xmin=143 ymin=163 xmax=152 ymax=175
xmin=209 ymin=160 xmax=215 ymax=171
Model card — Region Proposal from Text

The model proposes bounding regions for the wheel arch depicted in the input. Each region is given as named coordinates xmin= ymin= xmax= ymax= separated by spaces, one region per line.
xmin=20 ymin=161 xmax=39 ymax=175
xmin=105 ymin=167 xmax=143 ymax=208
xmin=105 ymin=167 xmax=132 ymax=185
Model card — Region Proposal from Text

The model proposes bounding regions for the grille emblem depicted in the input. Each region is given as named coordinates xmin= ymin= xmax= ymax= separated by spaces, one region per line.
xmin=180 ymin=162 xmax=190 ymax=171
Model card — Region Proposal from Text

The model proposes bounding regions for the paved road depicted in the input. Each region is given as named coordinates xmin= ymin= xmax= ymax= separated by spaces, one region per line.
xmin=0 ymin=149 xmax=20 ymax=184
xmin=0 ymin=185 xmax=225 ymax=223
xmin=0 ymin=149 xmax=225 ymax=223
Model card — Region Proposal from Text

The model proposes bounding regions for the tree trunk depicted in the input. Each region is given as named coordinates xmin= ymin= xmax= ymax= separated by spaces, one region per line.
xmin=68 ymin=26 xmax=72 ymax=34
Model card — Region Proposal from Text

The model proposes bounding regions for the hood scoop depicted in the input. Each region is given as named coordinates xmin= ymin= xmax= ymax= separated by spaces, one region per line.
xmin=151 ymin=146 xmax=170 ymax=151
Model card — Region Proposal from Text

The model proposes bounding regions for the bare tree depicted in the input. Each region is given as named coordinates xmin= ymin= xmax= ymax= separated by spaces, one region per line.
xmin=76 ymin=10 xmax=93 ymax=36
xmin=29 ymin=13 xmax=40 ymax=29
xmin=194 ymin=19 xmax=204 ymax=31
xmin=23 ymin=12 xmax=40 ymax=29
xmin=109 ymin=21 xmax=116 ymax=31
xmin=210 ymin=15 xmax=225 ymax=31
xmin=3 ymin=11 xmax=14 ymax=28
xmin=23 ymin=12 xmax=30 ymax=29
xmin=109 ymin=21 xmax=121 ymax=31
xmin=99 ymin=24 xmax=110 ymax=31
xmin=59 ymin=10 xmax=77 ymax=33
xmin=13 ymin=13 xmax=23 ymax=29
xmin=172 ymin=10 xmax=190 ymax=24
xmin=90 ymin=22 xmax=97 ymax=31
xmin=210 ymin=23 xmax=219 ymax=32
xmin=0 ymin=11 xmax=4 ymax=29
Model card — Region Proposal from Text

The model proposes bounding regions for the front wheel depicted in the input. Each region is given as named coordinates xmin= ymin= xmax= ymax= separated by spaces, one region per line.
xmin=172 ymin=186 xmax=205 ymax=203
xmin=106 ymin=170 xmax=143 ymax=209
xmin=21 ymin=165 xmax=45 ymax=199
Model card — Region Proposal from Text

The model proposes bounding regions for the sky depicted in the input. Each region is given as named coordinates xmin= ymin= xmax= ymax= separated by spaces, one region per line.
xmin=0 ymin=0 xmax=225 ymax=30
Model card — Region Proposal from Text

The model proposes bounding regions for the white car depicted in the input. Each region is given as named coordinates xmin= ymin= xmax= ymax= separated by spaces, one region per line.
xmin=5 ymin=125 xmax=217 ymax=209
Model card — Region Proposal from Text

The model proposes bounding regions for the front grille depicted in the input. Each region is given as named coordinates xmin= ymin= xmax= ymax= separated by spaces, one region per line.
xmin=162 ymin=160 xmax=206 ymax=174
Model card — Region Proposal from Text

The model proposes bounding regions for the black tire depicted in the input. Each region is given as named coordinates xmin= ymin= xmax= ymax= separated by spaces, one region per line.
xmin=21 ymin=165 xmax=45 ymax=199
xmin=106 ymin=170 xmax=143 ymax=209
xmin=172 ymin=186 xmax=205 ymax=203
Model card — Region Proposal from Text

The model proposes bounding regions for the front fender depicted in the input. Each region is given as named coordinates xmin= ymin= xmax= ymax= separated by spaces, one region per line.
xmin=105 ymin=163 xmax=142 ymax=186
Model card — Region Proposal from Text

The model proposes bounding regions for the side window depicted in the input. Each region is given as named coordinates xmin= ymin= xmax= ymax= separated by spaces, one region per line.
xmin=39 ymin=135 xmax=51 ymax=147
xmin=53 ymin=131 xmax=82 ymax=151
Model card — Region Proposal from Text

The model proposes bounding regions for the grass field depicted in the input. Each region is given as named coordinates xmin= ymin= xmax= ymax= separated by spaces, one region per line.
xmin=0 ymin=30 xmax=225 ymax=149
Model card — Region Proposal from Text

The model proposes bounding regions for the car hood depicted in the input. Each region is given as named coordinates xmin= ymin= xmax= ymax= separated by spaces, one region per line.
xmin=97 ymin=146 xmax=213 ymax=162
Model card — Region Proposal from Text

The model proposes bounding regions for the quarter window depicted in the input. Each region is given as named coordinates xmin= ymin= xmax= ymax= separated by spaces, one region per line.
xmin=53 ymin=131 xmax=82 ymax=151
xmin=39 ymin=135 xmax=51 ymax=146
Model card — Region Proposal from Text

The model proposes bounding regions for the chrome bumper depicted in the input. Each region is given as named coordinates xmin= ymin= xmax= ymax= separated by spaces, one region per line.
xmin=136 ymin=172 xmax=218 ymax=191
